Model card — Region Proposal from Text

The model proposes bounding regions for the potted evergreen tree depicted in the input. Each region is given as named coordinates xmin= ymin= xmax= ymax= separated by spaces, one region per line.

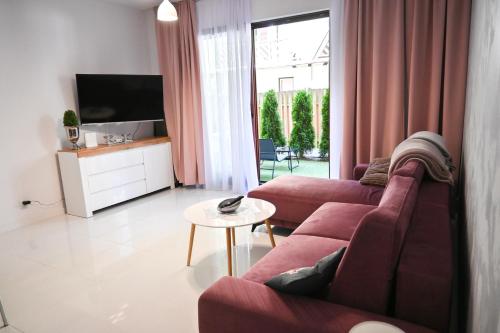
xmin=319 ymin=89 xmax=330 ymax=158
xmin=63 ymin=110 xmax=80 ymax=149
xmin=260 ymin=90 xmax=286 ymax=146
xmin=289 ymin=90 xmax=315 ymax=158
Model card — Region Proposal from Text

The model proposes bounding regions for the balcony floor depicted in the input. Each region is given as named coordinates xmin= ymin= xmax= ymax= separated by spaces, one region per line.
xmin=259 ymin=159 xmax=329 ymax=183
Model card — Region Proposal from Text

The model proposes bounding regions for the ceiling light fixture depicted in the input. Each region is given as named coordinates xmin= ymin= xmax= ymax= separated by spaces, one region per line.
xmin=157 ymin=0 xmax=178 ymax=22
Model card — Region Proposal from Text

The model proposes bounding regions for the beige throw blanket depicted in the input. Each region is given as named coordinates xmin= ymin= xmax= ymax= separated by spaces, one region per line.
xmin=389 ymin=131 xmax=455 ymax=185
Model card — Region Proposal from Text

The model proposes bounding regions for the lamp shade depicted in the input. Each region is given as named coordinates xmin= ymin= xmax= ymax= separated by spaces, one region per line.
xmin=157 ymin=0 xmax=178 ymax=22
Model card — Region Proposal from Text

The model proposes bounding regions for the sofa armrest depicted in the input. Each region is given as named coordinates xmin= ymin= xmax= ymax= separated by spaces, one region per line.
xmin=353 ymin=163 xmax=369 ymax=180
xmin=198 ymin=277 xmax=437 ymax=333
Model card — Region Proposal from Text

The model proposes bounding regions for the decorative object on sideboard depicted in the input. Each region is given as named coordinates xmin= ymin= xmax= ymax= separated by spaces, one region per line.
xmin=84 ymin=132 xmax=98 ymax=148
xmin=154 ymin=121 xmax=168 ymax=137
xmin=217 ymin=196 xmax=244 ymax=214
xmin=63 ymin=110 xmax=80 ymax=150
xmin=157 ymin=0 xmax=178 ymax=22
xmin=103 ymin=134 xmax=133 ymax=145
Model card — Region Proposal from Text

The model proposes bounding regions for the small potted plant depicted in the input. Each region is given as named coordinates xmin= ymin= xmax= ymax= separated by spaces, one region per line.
xmin=63 ymin=110 xmax=80 ymax=149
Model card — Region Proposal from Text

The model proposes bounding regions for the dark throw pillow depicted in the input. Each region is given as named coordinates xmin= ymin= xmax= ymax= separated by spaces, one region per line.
xmin=264 ymin=247 xmax=347 ymax=296
xmin=360 ymin=157 xmax=391 ymax=186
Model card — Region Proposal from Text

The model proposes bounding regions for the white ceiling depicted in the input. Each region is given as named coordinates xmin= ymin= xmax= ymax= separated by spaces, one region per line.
xmin=101 ymin=0 xmax=163 ymax=10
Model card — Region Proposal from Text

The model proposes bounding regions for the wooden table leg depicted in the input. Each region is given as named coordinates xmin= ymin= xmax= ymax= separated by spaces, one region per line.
xmin=187 ymin=224 xmax=196 ymax=266
xmin=226 ymin=228 xmax=233 ymax=276
xmin=231 ymin=227 xmax=236 ymax=246
xmin=264 ymin=219 xmax=276 ymax=248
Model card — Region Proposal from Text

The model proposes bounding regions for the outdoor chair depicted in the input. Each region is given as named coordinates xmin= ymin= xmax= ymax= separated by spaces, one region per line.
xmin=259 ymin=138 xmax=299 ymax=180
xmin=253 ymin=139 xmax=300 ymax=232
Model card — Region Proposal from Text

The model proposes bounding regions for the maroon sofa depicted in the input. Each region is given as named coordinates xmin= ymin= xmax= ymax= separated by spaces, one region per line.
xmin=246 ymin=164 xmax=385 ymax=229
xmin=198 ymin=161 xmax=453 ymax=333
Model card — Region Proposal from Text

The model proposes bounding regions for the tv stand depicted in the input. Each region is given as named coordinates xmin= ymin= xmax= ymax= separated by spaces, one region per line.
xmin=58 ymin=136 xmax=175 ymax=218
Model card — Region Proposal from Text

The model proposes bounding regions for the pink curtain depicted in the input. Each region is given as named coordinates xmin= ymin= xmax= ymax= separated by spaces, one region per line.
xmin=251 ymin=33 xmax=260 ymax=181
xmin=341 ymin=0 xmax=471 ymax=180
xmin=156 ymin=0 xmax=204 ymax=185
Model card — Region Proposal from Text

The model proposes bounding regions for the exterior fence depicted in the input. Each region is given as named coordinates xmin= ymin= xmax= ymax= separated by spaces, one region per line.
xmin=257 ymin=89 xmax=327 ymax=146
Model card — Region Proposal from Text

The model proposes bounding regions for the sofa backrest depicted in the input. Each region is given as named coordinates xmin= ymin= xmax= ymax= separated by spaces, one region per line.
xmin=328 ymin=174 xmax=421 ymax=314
xmin=391 ymin=160 xmax=425 ymax=183
xmin=393 ymin=181 xmax=452 ymax=332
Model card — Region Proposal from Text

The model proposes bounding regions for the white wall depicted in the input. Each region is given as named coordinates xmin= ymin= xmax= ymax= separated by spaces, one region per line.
xmin=145 ymin=8 xmax=160 ymax=74
xmin=251 ymin=0 xmax=331 ymax=22
xmin=0 ymin=0 xmax=156 ymax=233
xmin=462 ymin=0 xmax=500 ymax=331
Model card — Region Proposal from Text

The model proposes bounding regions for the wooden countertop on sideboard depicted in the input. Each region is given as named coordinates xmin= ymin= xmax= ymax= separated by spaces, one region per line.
xmin=58 ymin=136 xmax=171 ymax=158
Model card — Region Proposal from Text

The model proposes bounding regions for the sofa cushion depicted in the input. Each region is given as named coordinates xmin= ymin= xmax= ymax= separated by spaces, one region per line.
xmin=329 ymin=175 xmax=420 ymax=314
xmin=243 ymin=234 xmax=349 ymax=284
xmin=248 ymin=175 xmax=384 ymax=228
xmin=359 ymin=157 xmax=391 ymax=186
xmin=353 ymin=163 xmax=369 ymax=180
xmin=292 ymin=202 xmax=377 ymax=241
xmin=264 ymin=247 xmax=346 ymax=296
xmin=199 ymin=276 xmax=440 ymax=333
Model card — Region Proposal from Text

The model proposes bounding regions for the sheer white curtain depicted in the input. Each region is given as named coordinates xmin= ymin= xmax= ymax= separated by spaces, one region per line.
xmin=329 ymin=0 xmax=346 ymax=179
xmin=197 ymin=0 xmax=258 ymax=194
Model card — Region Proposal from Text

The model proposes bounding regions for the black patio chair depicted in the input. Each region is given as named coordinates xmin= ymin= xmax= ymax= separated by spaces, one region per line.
xmin=254 ymin=139 xmax=300 ymax=232
xmin=259 ymin=138 xmax=300 ymax=179
xmin=276 ymin=146 xmax=300 ymax=171
xmin=259 ymin=139 xmax=288 ymax=180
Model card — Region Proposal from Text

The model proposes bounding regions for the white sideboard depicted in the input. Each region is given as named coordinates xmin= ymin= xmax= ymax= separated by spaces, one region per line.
xmin=57 ymin=137 xmax=175 ymax=218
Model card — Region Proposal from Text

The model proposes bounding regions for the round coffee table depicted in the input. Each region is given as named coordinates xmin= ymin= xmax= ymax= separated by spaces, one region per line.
xmin=184 ymin=197 xmax=276 ymax=276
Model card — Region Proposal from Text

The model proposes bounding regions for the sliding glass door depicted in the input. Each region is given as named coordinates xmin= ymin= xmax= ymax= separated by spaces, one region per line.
xmin=252 ymin=11 xmax=330 ymax=183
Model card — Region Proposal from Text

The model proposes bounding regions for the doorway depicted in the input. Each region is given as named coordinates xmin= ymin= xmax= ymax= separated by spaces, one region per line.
xmin=252 ymin=11 xmax=330 ymax=183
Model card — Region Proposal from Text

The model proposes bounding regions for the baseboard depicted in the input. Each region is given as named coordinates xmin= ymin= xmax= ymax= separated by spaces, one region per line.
xmin=0 ymin=202 xmax=66 ymax=234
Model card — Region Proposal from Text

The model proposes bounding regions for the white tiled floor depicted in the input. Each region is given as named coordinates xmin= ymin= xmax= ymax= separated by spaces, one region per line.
xmin=0 ymin=188 xmax=283 ymax=333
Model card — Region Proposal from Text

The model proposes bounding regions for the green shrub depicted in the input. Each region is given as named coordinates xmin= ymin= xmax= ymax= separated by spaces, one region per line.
xmin=63 ymin=110 xmax=79 ymax=127
xmin=289 ymin=90 xmax=315 ymax=158
xmin=260 ymin=90 xmax=286 ymax=146
xmin=319 ymin=89 xmax=330 ymax=157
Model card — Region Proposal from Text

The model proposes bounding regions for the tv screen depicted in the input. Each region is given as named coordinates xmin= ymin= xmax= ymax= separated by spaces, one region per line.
xmin=76 ymin=74 xmax=164 ymax=124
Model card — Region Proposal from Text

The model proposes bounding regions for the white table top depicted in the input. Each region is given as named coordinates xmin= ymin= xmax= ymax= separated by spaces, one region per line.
xmin=183 ymin=198 xmax=276 ymax=228
xmin=349 ymin=321 xmax=405 ymax=333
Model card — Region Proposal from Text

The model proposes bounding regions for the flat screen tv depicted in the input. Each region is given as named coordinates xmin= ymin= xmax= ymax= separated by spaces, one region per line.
xmin=76 ymin=74 xmax=164 ymax=124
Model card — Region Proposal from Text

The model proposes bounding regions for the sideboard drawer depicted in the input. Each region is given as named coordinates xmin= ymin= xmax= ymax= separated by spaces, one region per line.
xmin=90 ymin=180 xmax=147 ymax=211
xmin=85 ymin=149 xmax=144 ymax=175
xmin=88 ymin=164 xmax=146 ymax=194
